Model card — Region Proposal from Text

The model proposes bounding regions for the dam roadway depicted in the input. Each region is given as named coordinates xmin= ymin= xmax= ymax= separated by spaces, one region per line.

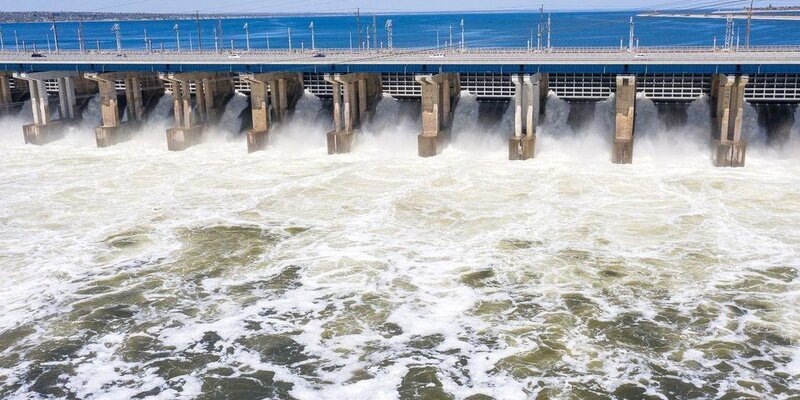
xmin=1 ymin=46 xmax=799 ymax=165
xmin=3 ymin=47 xmax=800 ymax=73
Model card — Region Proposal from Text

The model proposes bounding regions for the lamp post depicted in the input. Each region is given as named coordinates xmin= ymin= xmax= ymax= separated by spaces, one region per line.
xmin=174 ymin=24 xmax=180 ymax=52
xmin=244 ymin=23 xmax=250 ymax=51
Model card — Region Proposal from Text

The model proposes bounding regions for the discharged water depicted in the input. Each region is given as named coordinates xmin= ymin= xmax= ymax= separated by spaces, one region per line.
xmin=0 ymin=93 xmax=799 ymax=399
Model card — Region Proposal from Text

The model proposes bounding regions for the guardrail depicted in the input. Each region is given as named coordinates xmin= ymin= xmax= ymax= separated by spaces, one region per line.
xmin=3 ymin=45 xmax=800 ymax=57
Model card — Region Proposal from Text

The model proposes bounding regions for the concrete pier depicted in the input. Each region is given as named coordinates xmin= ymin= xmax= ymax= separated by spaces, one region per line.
xmin=711 ymin=74 xmax=749 ymax=167
xmin=0 ymin=73 xmax=13 ymax=114
xmin=416 ymin=73 xmax=460 ymax=157
xmin=324 ymin=73 xmax=382 ymax=154
xmin=160 ymin=72 xmax=234 ymax=151
xmin=84 ymin=72 xmax=164 ymax=147
xmin=509 ymin=74 xmax=542 ymax=160
xmin=242 ymin=72 xmax=304 ymax=153
xmin=12 ymin=71 xmax=86 ymax=145
xmin=613 ymin=75 xmax=637 ymax=164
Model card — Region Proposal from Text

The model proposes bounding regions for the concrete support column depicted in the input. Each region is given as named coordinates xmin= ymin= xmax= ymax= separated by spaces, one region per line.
xmin=324 ymin=73 xmax=383 ymax=154
xmin=613 ymin=75 xmax=637 ymax=164
xmin=160 ymin=72 xmax=234 ymax=151
xmin=331 ymin=81 xmax=342 ymax=132
xmin=243 ymin=72 xmax=304 ymax=152
xmin=31 ymin=80 xmax=50 ymax=126
xmin=85 ymin=72 xmax=160 ymax=147
xmin=342 ymin=81 xmax=357 ymax=132
xmin=195 ymin=80 xmax=207 ymax=123
xmin=539 ymin=73 xmax=549 ymax=117
xmin=124 ymin=77 xmax=144 ymax=122
xmin=0 ymin=74 xmax=12 ymax=113
xmin=416 ymin=73 xmax=460 ymax=157
xmin=247 ymin=80 xmax=270 ymax=152
xmin=14 ymin=71 xmax=81 ymax=145
xmin=509 ymin=73 xmax=541 ymax=160
xmin=711 ymin=74 xmax=749 ymax=167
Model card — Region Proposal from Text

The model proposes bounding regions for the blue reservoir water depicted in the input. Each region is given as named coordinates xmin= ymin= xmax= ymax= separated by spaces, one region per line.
xmin=1 ymin=11 xmax=799 ymax=52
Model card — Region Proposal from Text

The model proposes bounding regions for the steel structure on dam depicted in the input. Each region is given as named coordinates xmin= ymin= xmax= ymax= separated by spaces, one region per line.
xmin=2 ymin=46 xmax=800 ymax=166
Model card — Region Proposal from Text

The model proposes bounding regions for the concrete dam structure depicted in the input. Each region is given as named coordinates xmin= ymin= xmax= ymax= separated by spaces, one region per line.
xmin=2 ymin=47 xmax=800 ymax=166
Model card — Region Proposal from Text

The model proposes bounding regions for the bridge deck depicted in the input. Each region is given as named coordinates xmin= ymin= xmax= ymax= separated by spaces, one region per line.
xmin=2 ymin=47 xmax=800 ymax=74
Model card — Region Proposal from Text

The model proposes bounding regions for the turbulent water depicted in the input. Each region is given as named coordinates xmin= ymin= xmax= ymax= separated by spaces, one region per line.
xmin=1 ymin=95 xmax=800 ymax=400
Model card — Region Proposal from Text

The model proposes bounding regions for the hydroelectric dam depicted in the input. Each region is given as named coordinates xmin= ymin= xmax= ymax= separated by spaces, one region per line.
xmin=2 ymin=46 xmax=800 ymax=166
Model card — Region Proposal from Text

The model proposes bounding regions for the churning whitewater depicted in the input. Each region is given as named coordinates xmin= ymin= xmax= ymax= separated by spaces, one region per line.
xmin=0 ymin=92 xmax=799 ymax=399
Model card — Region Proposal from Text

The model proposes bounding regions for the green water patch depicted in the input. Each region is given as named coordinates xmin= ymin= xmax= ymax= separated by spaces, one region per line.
xmin=408 ymin=334 xmax=445 ymax=350
xmin=103 ymin=228 xmax=154 ymax=250
xmin=492 ymin=340 xmax=568 ymax=379
xmin=695 ymin=340 xmax=763 ymax=360
xmin=398 ymin=365 xmax=454 ymax=400
xmin=612 ymin=383 xmax=663 ymax=400
xmin=283 ymin=226 xmax=310 ymax=235
xmin=120 ymin=334 xmax=176 ymax=364
xmin=561 ymin=293 xmax=600 ymax=318
xmin=173 ymin=224 xmax=285 ymax=276
xmin=320 ymin=293 xmax=394 ymax=340
xmin=649 ymin=364 xmax=719 ymax=399
xmin=235 ymin=334 xmax=316 ymax=377
xmin=497 ymin=239 xmax=543 ymax=251
xmin=461 ymin=268 xmax=497 ymax=288
xmin=227 ymin=265 xmax=302 ymax=306
xmin=587 ymin=313 xmax=677 ymax=354
xmin=754 ymin=266 xmax=798 ymax=283
xmin=200 ymin=370 xmax=295 ymax=400
xmin=17 ymin=336 xmax=86 ymax=398
xmin=0 ymin=324 xmax=35 ymax=353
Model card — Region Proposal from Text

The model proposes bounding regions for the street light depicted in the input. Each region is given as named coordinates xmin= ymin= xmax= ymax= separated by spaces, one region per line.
xmin=309 ymin=21 xmax=315 ymax=51
xmin=243 ymin=22 xmax=250 ymax=51
xmin=174 ymin=24 xmax=180 ymax=52
xmin=112 ymin=24 xmax=122 ymax=53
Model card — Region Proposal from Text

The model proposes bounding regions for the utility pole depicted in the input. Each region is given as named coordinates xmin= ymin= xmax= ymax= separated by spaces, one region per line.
xmin=50 ymin=15 xmax=60 ymax=53
xmin=266 ymin=32 xmax=270 ymax=50
xmin=745 ymin=0 xmax=753 ymax=48
xmin=385 ymin=19 xmax=393 ymax=50
xmin=546 ymin=14 xmax=552 ymax=50
xmin=309 ymin=21 xmax=315 ymax=50
xmin=0 ymin=27 xmax=4 ymax=52
xmin=15 ymin=31 xmax=19 ymax=52
xmin=460 ymin=19 xmax=465 ymax=50
xmin=78 ymin=23 xmax=86 ymax=52
xmin=724 ymin=15 xmax=734 ymax=50
xmin=174 ymin=24 xmax=180 ymax=52
xmin=288 ymin=27 xmax=292 ymax=51
xmin=143 ymin=28 xmax=149 ymax=52
xmin=112 ymin=24 xmax=122 ymax=53
xmin=244 ymin=22 xmax=250 ymax=51
xmin=195 ymin=11 xmax=202 ymax=50
xmin=628 ymin=17 xmax=635 ymax=53
xmin=538 ymin=4 xmax=544 ymax=51
xmin=366 ymin=21 xmax=370 ymax=51
xmin=349 ymin=30 xmax=353 ymax=50
xmin=373 ymin=15 xmax=377 ymax=50
xmin=213 ymin=27 xmax=219 ymax=52
xmin=356 ymin=8 xmax=361 ymax=50
xmin=217 ymin=19 xmax=224 ymax=53
xmin=449 ymin=25 xmax=453 ymax=50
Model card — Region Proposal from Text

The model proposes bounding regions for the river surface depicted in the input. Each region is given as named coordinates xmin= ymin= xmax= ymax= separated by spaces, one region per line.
xmin=0 ymin=90 xmax=799 ymax=399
